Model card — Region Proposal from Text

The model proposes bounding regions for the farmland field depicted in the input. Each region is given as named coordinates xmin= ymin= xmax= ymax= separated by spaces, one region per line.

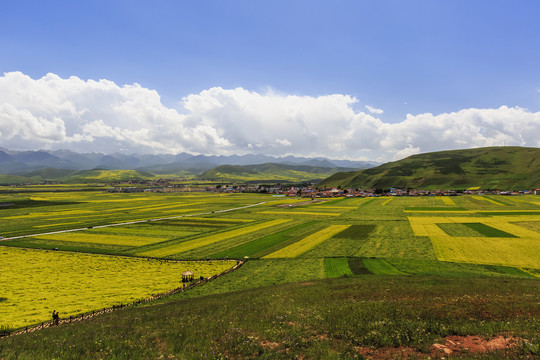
xmin=409 ymin=215 xmax=540 ymax=268
xmin=1 ymin=190 xmax=539 ymax=357
xmin=0 ymin=246 xmax=233 ymax=329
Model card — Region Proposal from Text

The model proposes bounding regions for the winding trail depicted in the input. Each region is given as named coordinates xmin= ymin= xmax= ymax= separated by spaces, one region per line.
xmin=0 ymin=201 xmax=267 ymax=242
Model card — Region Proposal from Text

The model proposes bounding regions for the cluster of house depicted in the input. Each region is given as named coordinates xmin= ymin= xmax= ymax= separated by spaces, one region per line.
xmin=106 ymin=179 xmax=540 ymax=197
xmin=214 ymin=185 xmax=539 ymax=197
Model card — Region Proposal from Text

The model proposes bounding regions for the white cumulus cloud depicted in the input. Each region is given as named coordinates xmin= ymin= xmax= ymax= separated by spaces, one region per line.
xmin=1 ymin=71 xmax=539 ymax=161
xmin=364 ymin=105 xmax=384 ymax=114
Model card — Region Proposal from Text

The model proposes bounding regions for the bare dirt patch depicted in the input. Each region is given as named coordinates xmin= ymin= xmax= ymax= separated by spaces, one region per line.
xmin=260 ymin=340 xmax=281 ymax=350
xmin=355 ymin=345 xmax=420 ymax=359
xmin=431 ymin=335 xmax=520 ymax=355
xmin=353 ymin=335 xmax=522 ymax=359
xmin=154 ymin=336 xmax=168 ymax=355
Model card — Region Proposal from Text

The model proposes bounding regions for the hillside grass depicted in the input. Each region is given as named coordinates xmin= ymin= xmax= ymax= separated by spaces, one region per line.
xmin=321 ymin=146 xmax=540 ymax=190
xmin=1 ymin=276 xmax=538 ymax=359
xmin=198 ymin=163 xmax=354 ymax=183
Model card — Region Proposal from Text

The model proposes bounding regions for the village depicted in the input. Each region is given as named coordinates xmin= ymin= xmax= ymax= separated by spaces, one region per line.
xmin=106 ymin=179 xmax=539 ymax=197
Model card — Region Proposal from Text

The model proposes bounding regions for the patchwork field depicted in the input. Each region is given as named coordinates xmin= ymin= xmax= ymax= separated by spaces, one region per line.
xmin=263 ymin=225 xmax=350 ymax=258
xmin=409 ymin=215 xmax=540 ymax=268
xmin=1 ymin=191 xmax=539 ymax=342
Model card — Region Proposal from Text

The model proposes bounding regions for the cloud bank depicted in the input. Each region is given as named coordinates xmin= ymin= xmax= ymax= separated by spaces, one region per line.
xmin=1 ymin=71 xmax=539 ymax=161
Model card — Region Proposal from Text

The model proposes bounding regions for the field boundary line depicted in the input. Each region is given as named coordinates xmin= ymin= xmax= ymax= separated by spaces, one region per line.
xmin=0 ymin=202 xmax=267 ymax=242
xmin=520 ymin=268 xmax=540 ymax=278
xmin=138 ymin=218 xmax=291 ymax=257
xmin=263 ymin=225 xmax=350 ymax=258
xmin=0 ymin=259 xmax=246 ymax=340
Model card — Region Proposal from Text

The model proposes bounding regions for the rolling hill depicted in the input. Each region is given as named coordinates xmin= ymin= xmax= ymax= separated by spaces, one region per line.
xmin=60 ymin=169 xmax=156 ymax=184
xmin=198 ymin=163 xmax=358 ymax=183
xmin=321 ymin=146 xmax=540 ymax=190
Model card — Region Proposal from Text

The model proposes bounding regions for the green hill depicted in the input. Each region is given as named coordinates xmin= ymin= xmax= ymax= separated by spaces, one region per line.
xmin=199 ymin=163 xmax=357 ymax=183
xmin=24 ymin=168 xmax=77 ymax=179
xmin=0 ymin=174 xmax=36 ymax=185
xmin=63 ymin=169 xmax=155 ymax=183
xmin=321 ymin=146 xmax=540 ymax=190
xmin=0 ymin=169 xmax=157 ymax=185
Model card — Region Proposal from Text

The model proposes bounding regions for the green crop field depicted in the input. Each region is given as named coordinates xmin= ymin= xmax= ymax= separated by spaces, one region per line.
xmin=1 ymin=190 xmax=539 ymax=359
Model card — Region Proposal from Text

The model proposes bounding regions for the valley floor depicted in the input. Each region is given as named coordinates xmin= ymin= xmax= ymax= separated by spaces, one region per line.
xmin=0 ymin=191 xmax=539 ymax=359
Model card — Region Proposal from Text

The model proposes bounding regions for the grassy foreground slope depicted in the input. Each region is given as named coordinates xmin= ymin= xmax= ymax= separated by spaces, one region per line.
xmin=322 ymin=146 xmax=540 ymax=190
xmin=1 ymin=276 xmax=538 ymax=359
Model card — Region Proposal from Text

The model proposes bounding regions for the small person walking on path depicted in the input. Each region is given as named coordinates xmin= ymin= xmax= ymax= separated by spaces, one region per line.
xmin=52 ymin=310 xmax=59 ymax=325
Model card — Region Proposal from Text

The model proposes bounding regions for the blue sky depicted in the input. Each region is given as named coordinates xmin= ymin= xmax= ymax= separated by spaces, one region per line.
xmin=1 ymin=1 xmax=540 ymax=160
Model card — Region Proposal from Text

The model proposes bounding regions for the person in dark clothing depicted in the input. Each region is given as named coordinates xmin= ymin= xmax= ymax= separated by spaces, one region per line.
xmin=52 ymin=310 xmax=59 ymax=325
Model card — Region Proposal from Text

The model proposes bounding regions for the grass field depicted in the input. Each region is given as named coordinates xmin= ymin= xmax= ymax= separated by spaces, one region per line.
xmin=1 ymin=276 xmax=538 ymax=359
xmin=324 ymin=257 xmax=354 ymax=277
xmin=1 ymin=191 xmax=539 ymax=358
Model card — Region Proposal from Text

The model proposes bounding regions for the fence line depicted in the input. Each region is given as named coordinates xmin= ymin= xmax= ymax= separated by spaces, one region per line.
xmin=0 ymin=259 xmax=246 ymax=339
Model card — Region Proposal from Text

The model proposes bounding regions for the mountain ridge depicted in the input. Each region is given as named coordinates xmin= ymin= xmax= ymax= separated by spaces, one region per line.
xmin=0 ymin=148 xmax=377 ymax=175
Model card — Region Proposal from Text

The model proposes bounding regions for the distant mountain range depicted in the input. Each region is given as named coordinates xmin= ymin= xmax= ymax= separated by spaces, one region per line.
xmin=321 ymin=146 xmax=540 ymax=190
xmin=0 ymin=148 xmax=378 ymax=182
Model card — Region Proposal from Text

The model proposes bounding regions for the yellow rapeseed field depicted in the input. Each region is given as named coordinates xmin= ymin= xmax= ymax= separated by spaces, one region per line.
xmin=143 ymin=208 xmax=204 ymax=214
xmin=470 ymin=195 xmax=505 ymax=205
xmin=257 ymin=211 xmax=341 ymax=216
xmin=1 ymin=213 xmax=57 ymax=220
xmin=139 ymin=219 xmax=291 ymax=257
xmin=408 ymin=216 xmax=540 ymax=268
xmin=436 ymin=196 xmax=456 ymax=205
xmin=263 ymin=225 xmax=350 ymax=258
xmin=0 ymin=247 xmax=233 ymax=329
xmin=131 ymin=203 xmax=204 ymax=212
xmin=34 ymin=222 xmax=81 ymax=228
xmin=36 ymin=233 xmax=168 ymax=247
xmin=181 ymin=217 xmax=253 ymax=223
xmin=381 ymin=198 xmax=393 ymax=206
xmin=404 ymin=210 xmax=475 ymax=214
xmin=308 ymin=206 xmax=355 ymax=210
